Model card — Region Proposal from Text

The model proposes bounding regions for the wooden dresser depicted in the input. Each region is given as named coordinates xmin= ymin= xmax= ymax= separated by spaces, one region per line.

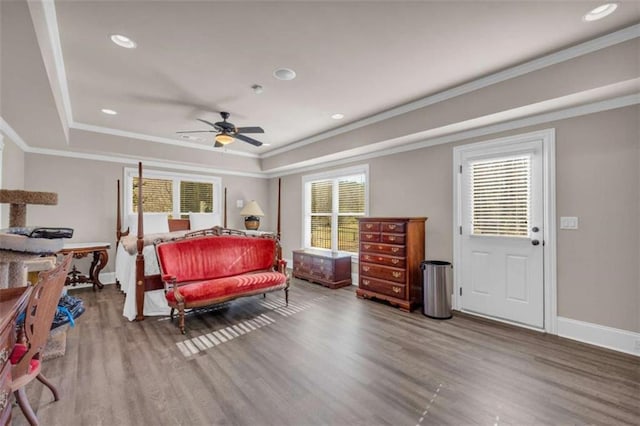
xmin=356 ymin=217 xmax=426 ymax=311
xmin=0 ymin=286 xmax=32 ymax=425
xmin=292 ymin=249 xmax=352 ymax=289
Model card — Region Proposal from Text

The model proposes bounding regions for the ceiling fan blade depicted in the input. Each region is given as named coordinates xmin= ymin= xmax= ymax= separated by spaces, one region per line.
xmin=234 ymin=133 xmax=263 ymax=147
xmin=214 ymin=141 xmax=224 ymax=148
xmin=235 ymin=126 xmax=264 ymax=134
xmin=197 ymin=118 xmax=221 ymax=129
xmin=176 ymin=130 xmax=216 ymax=134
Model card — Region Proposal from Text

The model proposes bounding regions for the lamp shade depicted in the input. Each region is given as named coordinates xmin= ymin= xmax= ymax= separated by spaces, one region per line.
xmin=240 ymin=200 xmax=264 ymax=217
xmin=215 ymin=133 xmax=234 ymax=145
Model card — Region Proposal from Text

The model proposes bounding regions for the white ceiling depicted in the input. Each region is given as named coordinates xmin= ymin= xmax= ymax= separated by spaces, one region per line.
xmin=48 ymin=1 xmax=640 ymax=155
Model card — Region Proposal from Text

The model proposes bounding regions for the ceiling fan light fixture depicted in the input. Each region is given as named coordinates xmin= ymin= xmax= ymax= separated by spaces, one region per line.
xmin=110 ymin=34 xmax=137 ymax=49
xmin=331 ymin=113 xmax=345 ymax=120
xmin=215 ymin=133 xmax=235 ymax=145
xmin=583 ymin=3 xmax=618 ymax=21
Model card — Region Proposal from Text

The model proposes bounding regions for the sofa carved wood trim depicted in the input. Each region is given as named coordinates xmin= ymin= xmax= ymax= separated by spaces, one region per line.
xmin=156 ymin=233 xmax=289 ymax=333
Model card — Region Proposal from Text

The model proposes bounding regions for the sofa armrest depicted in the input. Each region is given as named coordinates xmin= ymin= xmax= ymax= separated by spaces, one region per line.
xmin=163 ymin=275 xmax=185 ymax=303
xmin=277 ymin=259 xmax=287 ymax=274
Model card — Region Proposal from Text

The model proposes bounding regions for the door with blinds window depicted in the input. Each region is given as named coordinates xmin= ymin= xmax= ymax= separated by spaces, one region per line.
xmin=459 ymin=139 xmax=544 ymax=328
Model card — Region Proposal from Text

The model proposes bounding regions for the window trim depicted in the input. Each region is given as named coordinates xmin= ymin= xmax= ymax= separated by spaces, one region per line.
xmin=123 ymin=167 xmax=222 ymax=219
xmin=301 ymin=164 xmax=369 ymax=255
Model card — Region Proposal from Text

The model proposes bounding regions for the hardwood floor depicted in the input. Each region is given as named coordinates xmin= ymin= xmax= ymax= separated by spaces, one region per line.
xmin=14 ymin=279 xmax=640 ymax=425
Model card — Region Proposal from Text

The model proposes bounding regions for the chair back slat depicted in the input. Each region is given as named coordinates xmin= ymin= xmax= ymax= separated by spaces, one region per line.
xmin=12 ymin=254 xmax=72 ymax=377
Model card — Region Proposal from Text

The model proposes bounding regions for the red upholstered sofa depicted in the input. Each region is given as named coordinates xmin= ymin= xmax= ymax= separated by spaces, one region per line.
xmin=156 ymin=233 xmax=289 ymax=333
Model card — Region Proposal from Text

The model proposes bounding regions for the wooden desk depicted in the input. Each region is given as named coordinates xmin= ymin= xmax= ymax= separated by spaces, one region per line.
xmin=0 ymin=286 xmax=32 ymax=425
xmin=59 ymin=242 xmax=110 ymax=291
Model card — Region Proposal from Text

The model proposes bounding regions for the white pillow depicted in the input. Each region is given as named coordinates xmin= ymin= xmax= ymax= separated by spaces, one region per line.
xmin=127 ymin=213 xmax=170 ymax=235
xmin=189 ymin=213 xmax=221 ymax=231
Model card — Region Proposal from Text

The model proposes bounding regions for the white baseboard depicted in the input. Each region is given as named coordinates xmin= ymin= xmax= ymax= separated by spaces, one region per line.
xmin=557 ymin=316 xmax=640 ymax=357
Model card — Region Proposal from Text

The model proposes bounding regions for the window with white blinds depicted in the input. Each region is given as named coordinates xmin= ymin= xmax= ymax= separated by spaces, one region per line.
xmin=471 ymin=156 xmax=530 ymax=237
xmin=303 ymin=166 xmax=368 ymax=254
xmin=125 ymin=168 xmax=221 ymax=219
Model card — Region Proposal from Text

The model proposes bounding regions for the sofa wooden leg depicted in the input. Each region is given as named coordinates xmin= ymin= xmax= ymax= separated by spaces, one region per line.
xmin=263 ymin=293 xmax=266 ymax=298
xmin=284 ymin=288 xmax=289 ymax=306
xmin=177 ymin=303 xmax=185 ymax=334
xmin=170 ymin=308 xmax=175 ymax=320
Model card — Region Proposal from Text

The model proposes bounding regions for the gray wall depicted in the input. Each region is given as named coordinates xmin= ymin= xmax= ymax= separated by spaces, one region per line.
xmin=1 ymin=136 xmax=26 ymax=227
xmin=24 ymin=154 xmax=270 ymax=273
xmin=276 ymin=105 xmax=639 ymax=333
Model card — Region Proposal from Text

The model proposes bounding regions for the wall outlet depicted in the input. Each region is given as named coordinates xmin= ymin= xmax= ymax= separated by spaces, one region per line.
xmin=236 ymin=200 xmax=244 ymax=208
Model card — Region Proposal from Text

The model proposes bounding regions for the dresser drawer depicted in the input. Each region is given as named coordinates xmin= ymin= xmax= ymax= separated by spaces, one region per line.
xmin=381 ymin=233 xmax=406 ymax=245
xmin=360 ymin=232 xmax=380 ymax=242
xmin=360 ymin=253 xmax=406 ymax=268
xmin=360 ymin=263 xmax=406 ymax=283
xmin=360 ymin=277 xmax=406 ymax=299
xmin=359 ymin=222 xmax=381 ymax=232
xmin=381 ymin=222 xmax=406 ymax=233
xmin=360 ymin=243 xmax=406 ymax=257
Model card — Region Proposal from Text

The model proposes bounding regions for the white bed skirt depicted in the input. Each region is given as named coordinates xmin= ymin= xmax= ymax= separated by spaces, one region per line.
xmin=115 ymin=244 xmax=171 ymax=321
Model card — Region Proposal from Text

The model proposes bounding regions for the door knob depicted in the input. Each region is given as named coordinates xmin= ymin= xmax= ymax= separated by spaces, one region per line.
xmin=532 ymin=226 xmax=539 ymax=232
xmin=531 ymin=240 xmax=540 ymax=246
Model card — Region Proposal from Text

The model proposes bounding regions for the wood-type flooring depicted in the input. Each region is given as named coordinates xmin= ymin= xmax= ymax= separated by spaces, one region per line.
xmin=13 ymin=279 xmax=640 ymax=425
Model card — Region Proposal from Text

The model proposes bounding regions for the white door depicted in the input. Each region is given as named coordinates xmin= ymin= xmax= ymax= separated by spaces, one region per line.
xmin=459 ymin=138 xmax=544 ymax=328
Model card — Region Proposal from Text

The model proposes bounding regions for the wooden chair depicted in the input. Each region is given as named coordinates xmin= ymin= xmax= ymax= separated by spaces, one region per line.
xmin=10 ymin=254 xmax=72 ymax=426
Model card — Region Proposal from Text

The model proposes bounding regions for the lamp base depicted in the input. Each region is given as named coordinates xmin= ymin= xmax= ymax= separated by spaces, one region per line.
xmin=244 ymin=216 xmax=260 ymax=231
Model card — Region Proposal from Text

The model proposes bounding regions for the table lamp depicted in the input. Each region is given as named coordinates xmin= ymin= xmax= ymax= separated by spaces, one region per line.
xmin=240 ymin=200 xmax=264 ymax=230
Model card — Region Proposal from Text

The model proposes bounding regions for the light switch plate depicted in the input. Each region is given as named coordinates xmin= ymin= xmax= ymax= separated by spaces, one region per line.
xmin=560 ymin=216 xmax=578 ymax=230
xmin=236 ymin=200 xmax=244 ymax=208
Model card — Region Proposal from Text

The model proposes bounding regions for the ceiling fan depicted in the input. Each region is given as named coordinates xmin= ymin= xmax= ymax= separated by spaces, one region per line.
xmin=177 ymin=112 xmax=264 ymax=147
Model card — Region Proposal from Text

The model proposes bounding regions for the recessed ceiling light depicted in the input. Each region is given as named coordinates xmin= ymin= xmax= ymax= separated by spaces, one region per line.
xmin=583 ymin=3 xmax=618 ymax=21
xmin=101 ymin=108 xmax=118 ymax=115
xmin=110 ymin=34 xmax=137 ymax=48
xmin=262 ymin=143 xmax=272 ymax=147
xmin=180 ymin=135 xmax=203 ymax=141
xmin=251 ymin=84 xmax=264 ymax=94
xmin=273 ymin=68 xmax=296 ymax=81
xmin=331 ymin=113 xmax=345 ymax=120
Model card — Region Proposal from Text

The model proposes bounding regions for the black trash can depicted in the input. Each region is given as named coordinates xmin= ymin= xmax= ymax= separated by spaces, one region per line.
xmin=420 ymin=260 xmax=453 ymax=319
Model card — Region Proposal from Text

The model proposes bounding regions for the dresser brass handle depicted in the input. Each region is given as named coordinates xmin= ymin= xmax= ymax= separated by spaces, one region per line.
xmin=392 ymin=272 xmax=401 ymax=278
xmin=364 ymin=256 xmax=371 ymax=261
xmin=0 ymin=348 xmax=8 ymax=364
xmin=363 ymin=266 xmax=370 ymax=272
xmin=392 ymin=286 xmax=401 ymax=294
xmin=388 ymin=236 xmax=396 ymax=241
xmin=391 ymin=259 xmax=399 ymax=264
xmin=0 ymin=391 xmax=8 ymax=412
xmin=364 ymin=244 xmax=371 ymax=249
xmin=366 ymin=234 xmax=373 ymax=239
xmin=363 ymin=279 xmax=370 ymax=285
xmin=389 ymin=224 xmax=397 ymax=230
xmin=392 ymin=248 xmax=399 ymax=253
xmin=366 ymin=224 xmax=373 ymax=229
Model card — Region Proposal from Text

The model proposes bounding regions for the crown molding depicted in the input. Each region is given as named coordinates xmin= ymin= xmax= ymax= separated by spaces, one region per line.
xmin=262 ymin=93 xmax=640 ymax=178
xmin=70 ymin=122 xmax=260 ymax=158
xmin=4 ymin=94 xmax=638 ymax=180
xmin=261 ymin=23 xmax=640 ymax=159
xmin=27 ymin=146 xmax=266 ymax=179
xmin=37 ymin=0 xmax=639 ymax=161
xmin=0 ymin=118 xmax=32 ymax=152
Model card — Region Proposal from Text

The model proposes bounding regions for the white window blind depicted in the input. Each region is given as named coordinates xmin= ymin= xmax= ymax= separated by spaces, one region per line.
xmin=471 ymin=156 xmax=530 ymax=237
xmin=126 ymin=168 xmax=221 ymax=220
xmin=303 ymin=166 xmax=368 ymax=254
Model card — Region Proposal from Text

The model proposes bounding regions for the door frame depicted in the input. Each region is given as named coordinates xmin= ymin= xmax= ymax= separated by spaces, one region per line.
xmin=453 ymin=128 xmax=557 ymax=334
